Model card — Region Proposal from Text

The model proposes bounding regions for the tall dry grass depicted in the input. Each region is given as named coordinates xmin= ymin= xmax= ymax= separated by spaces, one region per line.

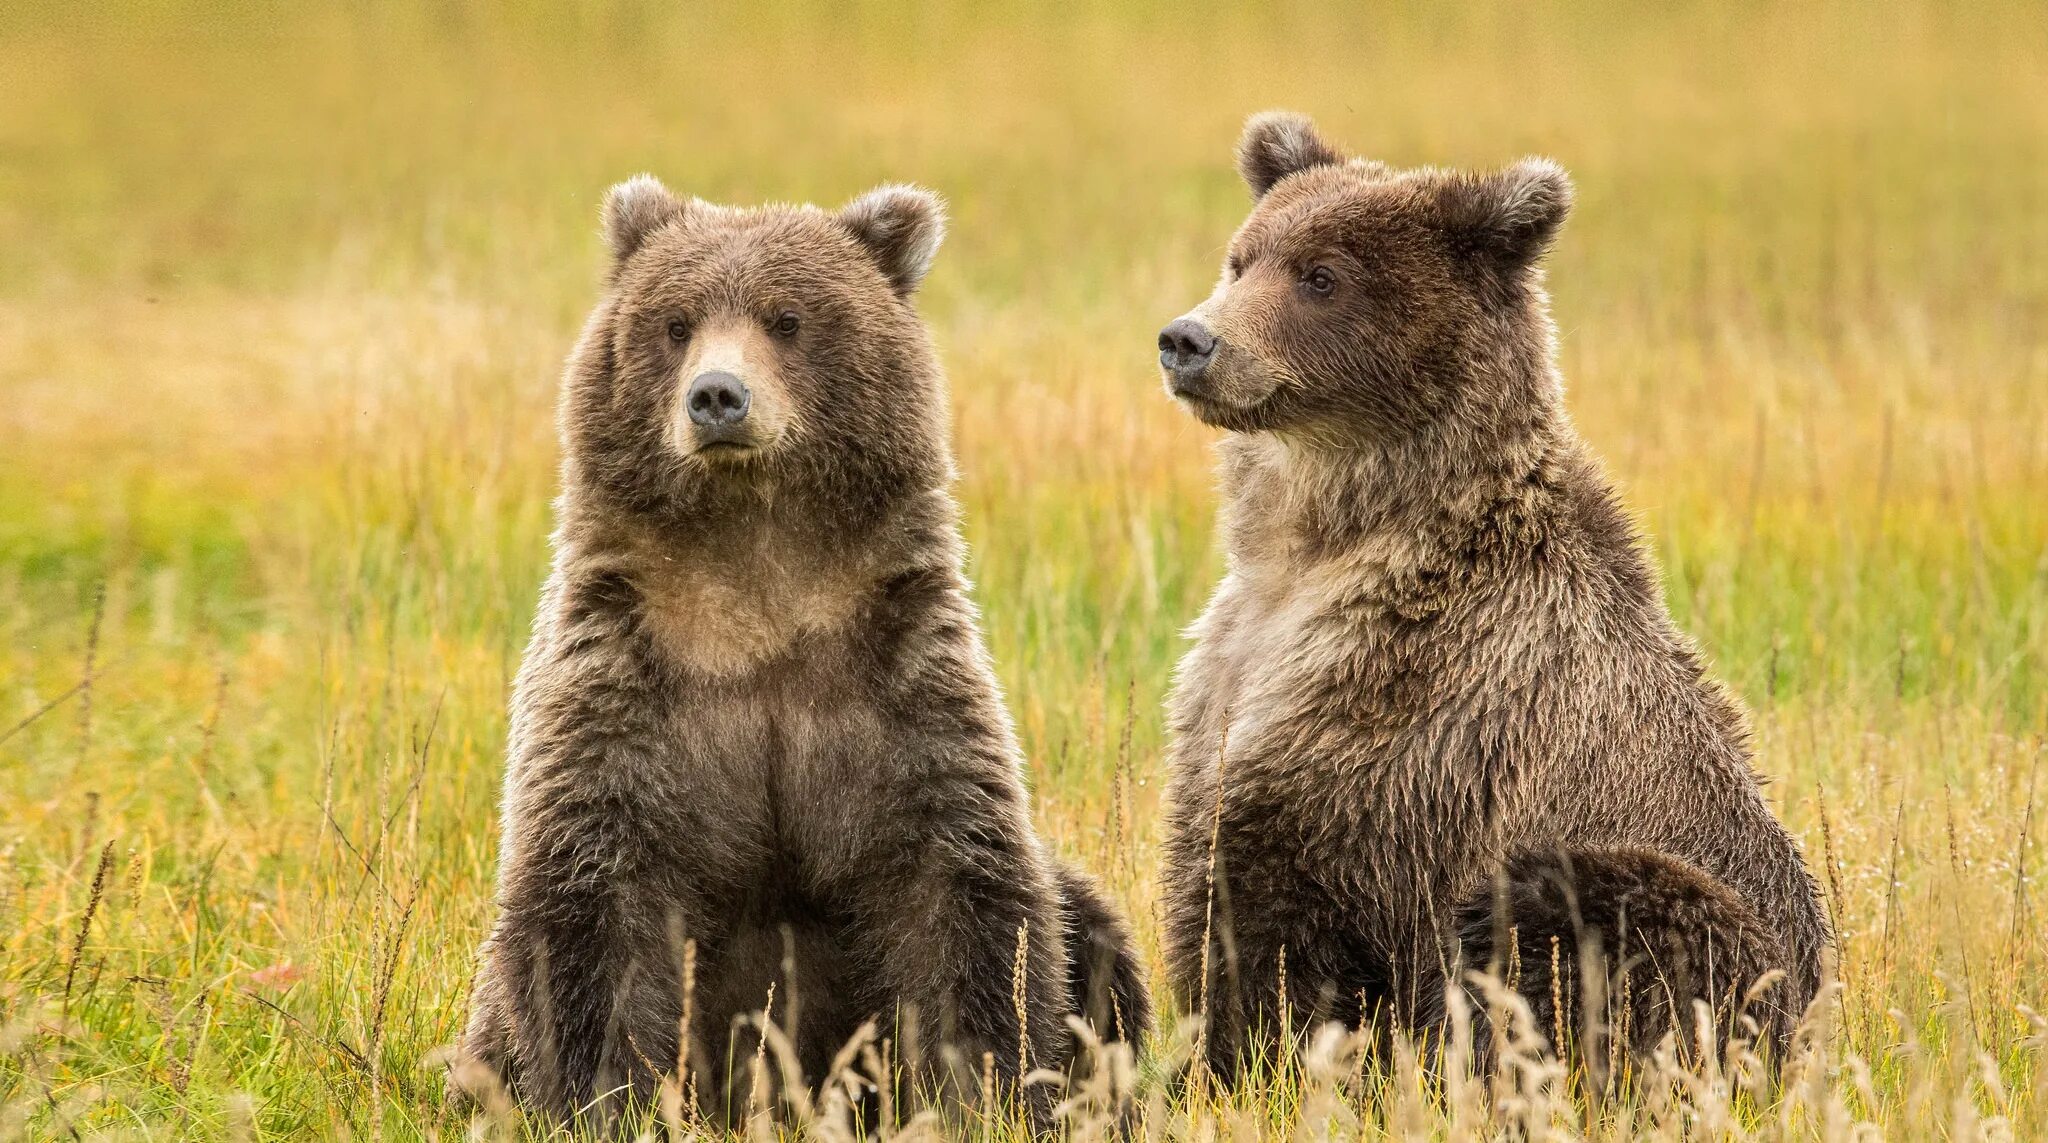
xmin=2 ymin=1 xmax=2044 ymax=1137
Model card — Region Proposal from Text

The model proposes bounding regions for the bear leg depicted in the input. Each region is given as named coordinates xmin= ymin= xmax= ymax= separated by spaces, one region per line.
xmin=1054 ymin=862 xmax=1153 ymax=1050
xmin=1450 ymin=845 xmax=1793 ymax=1069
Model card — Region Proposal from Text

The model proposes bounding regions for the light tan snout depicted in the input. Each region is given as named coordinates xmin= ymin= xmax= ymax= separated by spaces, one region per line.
xmin=1157 ymin=283 xmax=1289 ymax=421
xmin=668 ymin=319 xmax=792 ymax=461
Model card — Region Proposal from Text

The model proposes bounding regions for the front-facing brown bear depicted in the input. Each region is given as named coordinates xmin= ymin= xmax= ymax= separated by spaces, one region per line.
xmin=456 ymin=178 xmax=1148 ymax=1132
xmin=1156 ymin=113 xmax=1828 ymax=1079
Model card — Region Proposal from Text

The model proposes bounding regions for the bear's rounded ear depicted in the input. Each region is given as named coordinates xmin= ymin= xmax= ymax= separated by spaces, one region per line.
xmin=1435 ymin=158 xmax=1573 ymax=271
xmin=837 ymin=184 xmax=947 ymax=297
xmin=1237 ymin=111 xmax=1346 ymax=199
xmin=602 ymin=174 xmax=686 ymax=262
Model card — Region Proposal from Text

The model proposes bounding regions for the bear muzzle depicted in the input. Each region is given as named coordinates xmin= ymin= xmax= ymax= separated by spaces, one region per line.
xmin=670 ymin=323 xmax=789 ymax=460
xmin=1157 ymin=278 xmax=1300 ymax=430
xmin=684 ymin=369 xmax=761 ymax=455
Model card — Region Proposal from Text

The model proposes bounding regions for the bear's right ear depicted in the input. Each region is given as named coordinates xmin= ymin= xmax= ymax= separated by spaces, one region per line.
xmin=837 ymin=184 xmax=947 ymax=297
xmin=602 ymin=174 xmax=686 ymax=262
xmin=1237 ymin=111 xmax=1346 ymax=199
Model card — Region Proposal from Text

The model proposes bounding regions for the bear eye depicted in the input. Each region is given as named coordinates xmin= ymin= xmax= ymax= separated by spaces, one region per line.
xmin=665 ymin=319 xmax=690 ymax=342
xmin=1303 ymin=266 xmax=1337 ymax=298
xmin=1226 ymin=254 xmax=1247 ymax=280
xmin=772 ymin=310 xmax=801 ymax=337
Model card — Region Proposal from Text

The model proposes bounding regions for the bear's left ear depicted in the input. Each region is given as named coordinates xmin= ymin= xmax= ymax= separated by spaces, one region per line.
xmin=837 ymin=184 xmax=947 ymax=297
xmin=1434 ymin=158 xmax=1573 ymax=271
xmin=602 ymin=174 xmax=687 ymax=262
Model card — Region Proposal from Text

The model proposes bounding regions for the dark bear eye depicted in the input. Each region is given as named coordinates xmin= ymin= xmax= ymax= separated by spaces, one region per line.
xmin=1226 ymin=254 xmax=1246 ymax=280
xmin=665 ymin=319 xmax=689 ymax=342
xmin=772 ymin=310 xmax=801 ymax=337
xmin=1303 ymin=266 xmax=1337 ymax=297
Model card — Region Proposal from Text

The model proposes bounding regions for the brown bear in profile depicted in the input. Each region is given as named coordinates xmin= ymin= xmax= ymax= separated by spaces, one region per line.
xmin=1154 ymin=113 xmax=1828 ymax=1078
xmin=455 ymin=177 xmax=1149 ymax=1132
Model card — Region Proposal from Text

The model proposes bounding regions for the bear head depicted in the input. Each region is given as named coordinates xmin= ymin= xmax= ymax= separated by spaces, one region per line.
xmin=1158 ymin=112 xmax=1571 ymax=449
xmin=562 ymin=177 xmax=951 ymax=533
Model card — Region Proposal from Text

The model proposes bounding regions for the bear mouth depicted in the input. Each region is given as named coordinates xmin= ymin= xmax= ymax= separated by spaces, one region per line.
xmin=1165 ymin=380 xmax=1240 ymax=419
xmin=695 ymin=439 xmax=758 ymax=459
xmin=688 ymin=421 xmax=767 ymax=458
xmin=1169 ymin=383 xmax=1286 ymax=433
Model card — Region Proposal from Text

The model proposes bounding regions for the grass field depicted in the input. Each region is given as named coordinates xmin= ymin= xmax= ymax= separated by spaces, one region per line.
xmin=3 ymin=1 xmax=2046 ymax=1138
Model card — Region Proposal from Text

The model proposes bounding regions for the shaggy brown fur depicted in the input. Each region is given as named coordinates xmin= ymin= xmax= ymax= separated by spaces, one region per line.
xmin=455 ymin=177 xmax=1149 ymax=1132
xmin=1155 ymin=113 xmax=1828 ymax=1080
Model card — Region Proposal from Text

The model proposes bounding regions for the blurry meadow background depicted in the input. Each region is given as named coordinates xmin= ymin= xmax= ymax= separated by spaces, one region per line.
xmin=3 ymin=1 xmax=2046 ymax=1138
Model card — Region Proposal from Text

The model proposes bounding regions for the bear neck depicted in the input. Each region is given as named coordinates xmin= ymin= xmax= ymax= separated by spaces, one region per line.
xmin=554 ymin=476 xmax=967 ymax=597
xmin=1219 ymin=371 xmax=1589 ymax=588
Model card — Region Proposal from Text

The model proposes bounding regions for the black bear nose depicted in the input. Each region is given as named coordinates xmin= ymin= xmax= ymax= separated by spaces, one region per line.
xmin=1158 ymin=318 xmax=1217 ymax=378
xmin=687 ymin=371 xmax=751 ymax=427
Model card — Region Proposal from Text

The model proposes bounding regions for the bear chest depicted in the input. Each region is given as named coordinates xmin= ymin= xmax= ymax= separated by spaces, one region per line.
xmin=640 ymin=563 xmax=871 ymax=681
xmin=1190 ymin=573 xmax=1418 ymax=750
xmin=654 ymin=648 xmax=896 ymax=879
